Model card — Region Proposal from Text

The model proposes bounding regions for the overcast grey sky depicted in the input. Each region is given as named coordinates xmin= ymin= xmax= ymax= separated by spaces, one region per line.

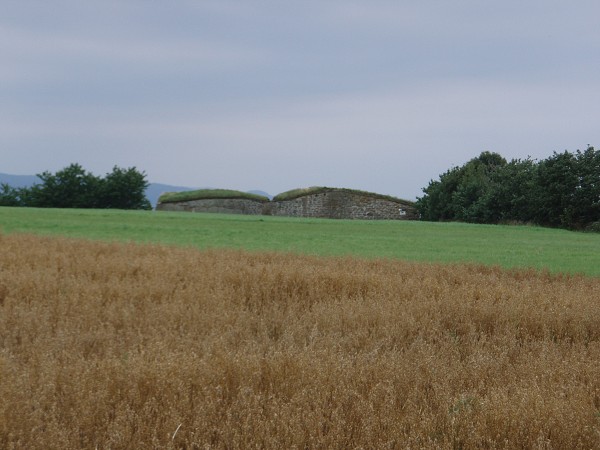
xmin=2 ymin=1 xmax=599 ymax=199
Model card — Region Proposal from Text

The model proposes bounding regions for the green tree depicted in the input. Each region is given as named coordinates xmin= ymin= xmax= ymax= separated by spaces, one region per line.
xmin=0 ymin=183 xmax=22 ymax=206
xmin=534 ymin=151 xmax=579 ymax=228
xmin=99 ymin=166 xmax=151 ymax=210
xmin=417 ymin=166 xmax=463 ymax=221
xmin=418 ymin=146 xmax=599 ymax=230
xmin=9 ymin=163 xmax=151 ymax=210
xmin=485 ymin=158 xmax=538 ymax=223
xmin=452 ymin=152 xmax=507 ymax=222
xmin=27 ymin=163 xmax=101 ymax=208
xmin=569 ymin=146 xmax=600 ymax=228
xmin=417 ymin=151 xmax=506 ymax=222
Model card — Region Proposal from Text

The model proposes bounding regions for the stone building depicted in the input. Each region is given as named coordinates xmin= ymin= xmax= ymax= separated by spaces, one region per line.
xmin=156 ymin=197 xmax=266 ymax=215
xmin=156 ymin=189 xmax=269 ymax=215
xmin=156 ymin=187 xmax=417 ymax=220
xmin=265 ymin=187 xmax=417 ymax=220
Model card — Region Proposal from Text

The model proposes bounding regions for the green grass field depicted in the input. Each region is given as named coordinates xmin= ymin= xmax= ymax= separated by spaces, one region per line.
xmin=1 ymin=206 xmax=599 ymax=276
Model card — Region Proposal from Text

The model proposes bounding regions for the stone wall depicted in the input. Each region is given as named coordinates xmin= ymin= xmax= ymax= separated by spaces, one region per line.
xmin=156 ymin=189 xmax=418 ymax=220
xmin=156 ymin=198 xmax=265 ymax=215
xmin=265 ymin=190 xmax=418 ymax=220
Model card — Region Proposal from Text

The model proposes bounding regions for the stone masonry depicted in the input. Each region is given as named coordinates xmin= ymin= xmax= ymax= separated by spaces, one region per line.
xmin=264 ymin=190 xmax=417 ymax=220
xmin=157 ymin=189 xmax=418 ymax=220
xmin=156 ymin=198 xmax=265 ymax=215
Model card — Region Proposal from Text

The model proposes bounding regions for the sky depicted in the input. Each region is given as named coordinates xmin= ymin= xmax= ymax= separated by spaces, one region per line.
xmin=2 ymin=1 xmax=600 ymax=200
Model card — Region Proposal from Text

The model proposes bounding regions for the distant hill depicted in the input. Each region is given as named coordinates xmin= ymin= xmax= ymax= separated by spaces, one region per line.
xmin=247 ymin=190 xmax=272 ymax=199
xmin=0 ymin=173 xmax=41 ymax=188
xmin=145 ymin=183 xmax=201 ymax=208
xmin=0 ymin=173 xmax=270 ymax=208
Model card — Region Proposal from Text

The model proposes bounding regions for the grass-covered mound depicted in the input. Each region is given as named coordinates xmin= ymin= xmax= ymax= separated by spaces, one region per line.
xmin=158 ymin=189 xmax=270 ymax=204
xmin=272 ymin=186 xmax=415 ymax=205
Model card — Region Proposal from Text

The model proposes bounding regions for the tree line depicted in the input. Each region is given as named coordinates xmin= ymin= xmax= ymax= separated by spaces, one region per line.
xmin=416 ymin=146 xmax=600 ymax=231
xmin=0 ymin=163 xmax=151 ymax=210
xmin=3 ymin=150 xmax=599 ymax=230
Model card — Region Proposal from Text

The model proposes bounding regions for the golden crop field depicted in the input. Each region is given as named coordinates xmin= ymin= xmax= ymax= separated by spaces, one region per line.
xmin=1 ymin=233 xmax=600 ymax=449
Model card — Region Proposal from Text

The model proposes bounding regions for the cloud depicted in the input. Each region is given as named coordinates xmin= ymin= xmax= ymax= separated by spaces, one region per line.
xmin=0 ymin=25 xmax=268 ymax=85
xmin=3 ymin=77 xmax=599 ymax=142
xmin=3 ymin=77 xmax=597 ymax=194
xmin=2 ymin=1 xmax=600 ymax=198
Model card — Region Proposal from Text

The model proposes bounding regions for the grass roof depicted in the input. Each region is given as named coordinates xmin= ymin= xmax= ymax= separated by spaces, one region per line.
xmin=272 ymin=186 xmax=414 ymax=205
xmin=158 ymin=189 xmax=270 ymax=204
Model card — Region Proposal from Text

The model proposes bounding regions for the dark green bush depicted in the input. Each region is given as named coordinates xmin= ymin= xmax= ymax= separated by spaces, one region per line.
xmin=3 ymin=163 xmax=150 ymax=210
xmin=417 ymin=146 xmax=600 ymax=231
